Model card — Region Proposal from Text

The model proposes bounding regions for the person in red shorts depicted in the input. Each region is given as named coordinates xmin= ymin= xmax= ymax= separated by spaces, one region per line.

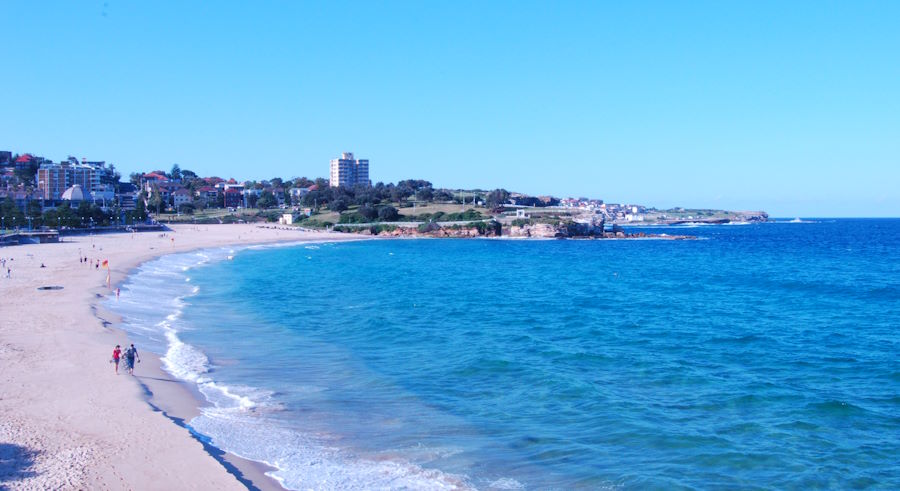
xmin=111 ymin=345 xmax=121 ymax=375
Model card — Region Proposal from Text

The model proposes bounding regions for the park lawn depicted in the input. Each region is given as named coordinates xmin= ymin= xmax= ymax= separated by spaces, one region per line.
xmin=309 ymin=210 xmax=341 ymax=223
xmin=155 ymin=208 xmax=263 ymax=222
xmin=395 ymin=203 xmax=488 ymax=216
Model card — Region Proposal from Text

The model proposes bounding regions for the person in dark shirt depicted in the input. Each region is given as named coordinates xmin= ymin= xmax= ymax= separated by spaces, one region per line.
xmin=124 ymin=344 xmax=141 ymax=375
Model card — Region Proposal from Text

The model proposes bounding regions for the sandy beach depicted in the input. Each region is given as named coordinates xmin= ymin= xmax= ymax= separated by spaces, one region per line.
xmin=0 ymin=224 xmax=361 ymax=490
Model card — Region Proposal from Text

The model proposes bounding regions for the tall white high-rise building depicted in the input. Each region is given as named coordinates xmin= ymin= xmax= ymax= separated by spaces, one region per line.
xmin=329 ymin=152 xmax=370 ymax=187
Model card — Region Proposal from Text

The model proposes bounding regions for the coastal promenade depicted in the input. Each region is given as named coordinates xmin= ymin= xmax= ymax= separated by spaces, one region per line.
xmin=0 ymin=224 xmax=358 ymax=490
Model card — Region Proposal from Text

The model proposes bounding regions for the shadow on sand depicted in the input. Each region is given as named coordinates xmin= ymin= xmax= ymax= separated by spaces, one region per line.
xmin=0 ymin=442 xmax=39 ymax=485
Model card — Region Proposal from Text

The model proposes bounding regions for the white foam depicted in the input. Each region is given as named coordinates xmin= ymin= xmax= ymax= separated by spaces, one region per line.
xmin=190 ymin=408 xmax=475 ymax=490
xmin=489 ymin=477 xmax=525 ymax=489
xmin=109 ymin=243 xmax=475 ymax=491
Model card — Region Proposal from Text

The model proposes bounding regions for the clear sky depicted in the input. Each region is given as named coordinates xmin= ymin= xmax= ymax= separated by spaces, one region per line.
xmin=2 ymin=1 xmax=898 ymax=216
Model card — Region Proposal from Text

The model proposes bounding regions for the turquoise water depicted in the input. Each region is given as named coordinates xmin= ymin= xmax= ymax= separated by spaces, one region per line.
xmin=111 ymin=220 xmax=900 ymax=489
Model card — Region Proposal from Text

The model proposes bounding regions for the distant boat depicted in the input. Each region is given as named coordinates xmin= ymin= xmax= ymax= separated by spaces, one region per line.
xmin=789 ymin=218 xmax=803 ymax=223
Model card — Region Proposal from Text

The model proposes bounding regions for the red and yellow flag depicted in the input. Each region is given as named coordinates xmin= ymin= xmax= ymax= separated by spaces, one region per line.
xmin=102 ymin=259 xmax=109 ymax=268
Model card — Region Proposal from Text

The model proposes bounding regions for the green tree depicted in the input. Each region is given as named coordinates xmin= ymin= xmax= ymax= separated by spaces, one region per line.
xmin=246 ymin=193 xmax=259 ymax=208
xmin=486 ymin=189 xmax=510 ymax=209
xmin=126 ymin=198 xmax=148 ymax=224
xmin=1 ymin=197 xmax=25 ymax=229
xmin=377 ymin=206 xmax=399 ymax=222
xmin=25 ymin=199 xmax=43 ymax=228
xmin=358 ymin=205 xmax=377 ymax=221
xmin=256 ymin=191 xmax=276 ymax=209
xmin=76 ymin=201 xmax=93 ymax=226
xmin=330 ymin=199 xmax=348 ymax=213
xmin=14 ymin=161 xmax=39 ymax=184
xmin=100 ymin=164 xmax=121 ymax=186
xmin=148 ymin=189 xmax=165 ymax=215
xmin=415 ymin=187 xmax=434 ymax=202
xmin=45 ymin=203 xmax=79 ymax=228
xmin=170 ymin=164 xmax=182 ymax=181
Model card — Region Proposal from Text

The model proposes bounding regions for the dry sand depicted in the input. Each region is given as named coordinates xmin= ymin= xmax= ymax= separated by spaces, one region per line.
xmin=0 ymin=224 xmax=362 ymax=490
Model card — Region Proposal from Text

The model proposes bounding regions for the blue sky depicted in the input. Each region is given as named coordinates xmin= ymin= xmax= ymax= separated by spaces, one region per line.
xmin=1 ymin=1 xmax=898 ymax=216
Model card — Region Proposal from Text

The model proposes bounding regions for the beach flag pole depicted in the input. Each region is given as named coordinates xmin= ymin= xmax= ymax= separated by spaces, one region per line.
xmin=103 ymin=259 xmax=110 ymax=289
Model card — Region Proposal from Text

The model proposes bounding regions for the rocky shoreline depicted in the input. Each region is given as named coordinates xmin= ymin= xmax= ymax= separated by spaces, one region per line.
xmin=335 ymin=218 xmax=697 ymax=240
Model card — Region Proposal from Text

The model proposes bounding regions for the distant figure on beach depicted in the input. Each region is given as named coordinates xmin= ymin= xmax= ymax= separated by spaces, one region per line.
xmin=124 ymin=344 xmax=141 ymax=375
xmin=5 ymin=267 xmax=10 ymax=278
xmin=116 ymin=287 xmax=120 ymax=298
xmin=111 ymin=345 xmax=121 ymax=374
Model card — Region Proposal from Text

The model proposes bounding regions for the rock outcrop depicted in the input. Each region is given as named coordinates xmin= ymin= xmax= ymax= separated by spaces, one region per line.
xmin=504 ymin=223 xmax=560 ymax=238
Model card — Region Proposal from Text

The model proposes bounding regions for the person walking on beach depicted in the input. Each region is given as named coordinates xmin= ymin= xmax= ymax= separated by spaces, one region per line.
xmin=111 ymin=345 xmax=121 ymax=375
xmin=124 ymin=344 xmax=141 ymax=375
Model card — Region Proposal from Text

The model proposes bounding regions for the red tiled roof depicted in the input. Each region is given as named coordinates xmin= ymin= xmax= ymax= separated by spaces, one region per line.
xmin=15 ymin=154 xmax=33 ymax=163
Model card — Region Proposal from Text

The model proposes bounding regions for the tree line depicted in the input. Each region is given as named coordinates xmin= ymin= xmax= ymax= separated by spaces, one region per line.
xmin=1 ymin=196 xmax=148 ymax=230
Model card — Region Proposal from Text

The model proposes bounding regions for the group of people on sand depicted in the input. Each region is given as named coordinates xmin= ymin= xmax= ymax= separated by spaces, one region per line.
xmin=111 ymin=344 xmax=141 ymax=375
xmin=80 ymin=256 xmax=102 ymax=269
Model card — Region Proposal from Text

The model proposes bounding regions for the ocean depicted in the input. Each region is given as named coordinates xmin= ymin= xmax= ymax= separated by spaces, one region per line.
xmin=108 ymin=219 xmax=900 ymax=490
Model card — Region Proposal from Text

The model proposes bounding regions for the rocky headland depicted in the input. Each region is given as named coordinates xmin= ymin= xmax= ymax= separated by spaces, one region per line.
xmin=337 ymin=216 xmax=696 ymax=240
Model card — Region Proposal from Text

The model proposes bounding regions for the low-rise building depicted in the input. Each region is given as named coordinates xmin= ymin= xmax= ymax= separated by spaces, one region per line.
xmin=289 ymin=187 xmax=310 ymax=201
xmin=195 ymin=186 xmax=219 ymax=200
xmin=172 ymin=189 xmax=193 ymax=209
xmin=224 ymin=188 xmax=243 ymax=208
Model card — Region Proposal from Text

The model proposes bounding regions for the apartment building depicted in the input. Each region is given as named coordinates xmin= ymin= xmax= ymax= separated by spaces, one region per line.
xmin=36 ymin=162 xmax=97 ymax=200
xmin=329 ymin=152 xmax=370 ymax=187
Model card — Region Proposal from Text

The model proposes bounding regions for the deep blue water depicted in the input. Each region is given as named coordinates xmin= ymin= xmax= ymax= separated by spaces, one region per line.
xmin=111 ymin=219 xmax=900 ymax=490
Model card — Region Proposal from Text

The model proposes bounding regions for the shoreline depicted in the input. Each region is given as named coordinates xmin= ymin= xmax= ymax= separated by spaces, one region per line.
xmin=91 ymin=289 xmax=283 ymax=491
xmin=0 ymin=224 xmax=363 ymax=490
